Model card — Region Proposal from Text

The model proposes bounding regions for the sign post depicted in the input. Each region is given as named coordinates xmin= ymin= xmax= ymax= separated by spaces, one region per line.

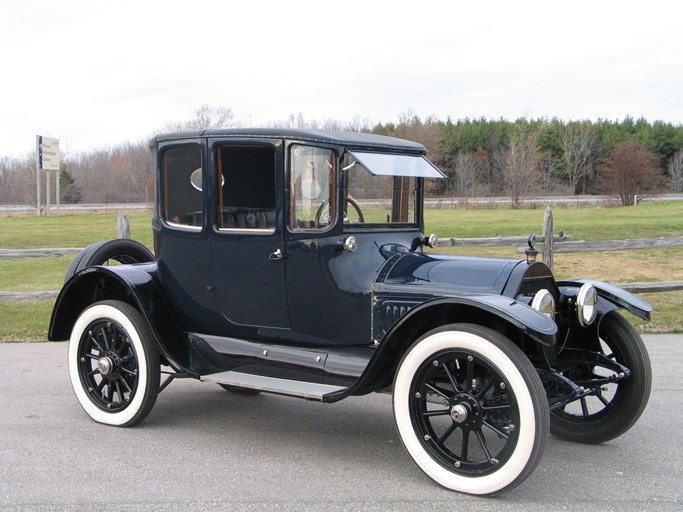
xmin=36 ymin=136 xmax=60 ymax=216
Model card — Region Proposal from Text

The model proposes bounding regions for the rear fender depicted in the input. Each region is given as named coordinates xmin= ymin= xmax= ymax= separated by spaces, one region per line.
xmin=48 ymin=265 xmax=193 ymax=375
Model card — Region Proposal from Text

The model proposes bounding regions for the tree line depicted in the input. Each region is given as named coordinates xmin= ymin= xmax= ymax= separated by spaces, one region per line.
xmin=376 ymin=113 xmax=683 ymax=206
xmin=1 ymin=106 xmax=682 ymax=207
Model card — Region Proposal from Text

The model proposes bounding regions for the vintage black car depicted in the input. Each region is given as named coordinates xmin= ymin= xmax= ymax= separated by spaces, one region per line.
xmin=49 ymin=129 xmax=652 ymax=496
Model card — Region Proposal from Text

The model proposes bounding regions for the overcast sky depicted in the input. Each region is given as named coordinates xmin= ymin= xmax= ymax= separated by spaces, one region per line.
xmin=1 ymin=0 xmax=682 ymax=158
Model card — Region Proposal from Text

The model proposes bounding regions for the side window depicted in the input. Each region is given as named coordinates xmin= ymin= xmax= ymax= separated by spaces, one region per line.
xmin=289 ymin=145 xmax=336 ymax=231
xmin=161 ymin=145 xmax=203 ymax=228
xmin=217 ymin=145 xmax=276 ymax=232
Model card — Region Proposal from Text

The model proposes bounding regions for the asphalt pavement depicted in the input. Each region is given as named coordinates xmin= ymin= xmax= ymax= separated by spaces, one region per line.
xmin=1 ymin=336 xmax=681 ymax=511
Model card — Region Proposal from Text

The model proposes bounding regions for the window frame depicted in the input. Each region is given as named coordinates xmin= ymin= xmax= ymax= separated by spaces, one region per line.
xmin=159 ymin=141 xmax=205 ymax=233
xmin=341 ymin=152 xmax=421 ymax=229
xmin=213 ymin=142 xmax=279 ymax=235
xmin=287 ymin=143 xmax=339 ymax=234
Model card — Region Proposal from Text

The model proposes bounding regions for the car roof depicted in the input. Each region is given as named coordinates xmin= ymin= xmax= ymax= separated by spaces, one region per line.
xmin=152 ymin=128 xmax=426 ymax=153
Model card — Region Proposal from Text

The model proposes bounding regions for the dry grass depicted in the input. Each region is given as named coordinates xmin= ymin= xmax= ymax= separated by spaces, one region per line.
xmin=434 ymin=246 xmax=683 ymax=334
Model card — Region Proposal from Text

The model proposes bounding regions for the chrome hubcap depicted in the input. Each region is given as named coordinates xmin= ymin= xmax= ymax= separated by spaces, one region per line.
xmin=97 ymin=356 xmax=114 ymax=375
xmin=450 ymin=403 xmax=469 ymax=423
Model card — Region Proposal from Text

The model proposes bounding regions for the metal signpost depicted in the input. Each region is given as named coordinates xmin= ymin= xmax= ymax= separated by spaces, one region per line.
xmin=36 ymin=136 xmax=60 ymax=216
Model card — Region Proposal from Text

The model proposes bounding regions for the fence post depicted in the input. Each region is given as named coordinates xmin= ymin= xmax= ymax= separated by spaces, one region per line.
xmin=117 ymin=213 xmax=131 ymax=239
xmin=543 ymin=206 xmax=553 ymax=272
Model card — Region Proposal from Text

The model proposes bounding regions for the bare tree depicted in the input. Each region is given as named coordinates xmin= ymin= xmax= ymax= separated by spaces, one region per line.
xmin=161 ymin=104 xmax=236 ymax=132
xmin=110 ymin=142 xmax=153 ymax=202
xmin=0 ymin=153 xmax=37 ymax=205
xmin=0 ymin=157 xmax=10 ymax=203
xmin=561 ymin=121 xmax=600 ymax=194
xmin=601 ymin=139 xmax=662 ymax=206
xmin=392 ymin=112 xmax=445 ymax=167
xmin=192 ymin=104 xmax=235 ymax=129
xmin=503 ymin=123 xmax=543 ymax=207
xmin=485 ymin=148 xmax=508 ymax=196
xmin=321 ymin=118 xmax=344 ymax=131
xmin=271 ymin=113 xmax=318 ymax=129
xmin=272 ymin=114 xmax=372 ymax=132
xmin=387 ymin=113 xmax=445 ymax=195
xmin=18 ymin=158 xmax=39 ymax=206
xmin=539 ymin=153 xmax=561 ymax=193
xmin=668 ymin=150 xmax=683 ymax=193
xmin=347 ymin=115 xmax=372 ymax=132
xmin=451 ymin=151 xmax=479 ymax=197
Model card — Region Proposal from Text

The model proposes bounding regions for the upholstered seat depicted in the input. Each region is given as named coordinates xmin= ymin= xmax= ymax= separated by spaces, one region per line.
xmin=221 ymin=209 xmax=276 ymax=229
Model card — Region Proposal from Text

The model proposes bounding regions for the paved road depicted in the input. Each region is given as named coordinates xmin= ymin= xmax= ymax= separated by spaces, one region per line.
xmin=1 ymin=336 xmax=681 ymax=511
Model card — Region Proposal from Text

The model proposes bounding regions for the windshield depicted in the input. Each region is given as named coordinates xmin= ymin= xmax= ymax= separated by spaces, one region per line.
xmin=341 ymin=152 xmax=443 ymax=226
xmin=349 ymin=151 xmax=445 ymax=178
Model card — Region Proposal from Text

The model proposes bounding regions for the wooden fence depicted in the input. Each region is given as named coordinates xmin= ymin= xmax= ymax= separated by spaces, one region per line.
xmin=2 ymin=209 xmax=682 ymax=299
xmin=435 ymin=206 xmax=683 ymax=293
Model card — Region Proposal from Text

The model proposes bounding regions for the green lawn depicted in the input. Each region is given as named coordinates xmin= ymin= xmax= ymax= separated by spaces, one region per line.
xmin=0 ymin=213 xmax=154 ymax=249
xmin=0 ymin=255 xmax=75 ymax=292
xmin=0 ymin=300 xmax=56 ymax=342
xmin=3 ymin=201 xmax=682 ymax=250
xmin=1 ymin=201 xmax=682 ymax=340
xmin=424 ymin=201 xmax=683 ymax=240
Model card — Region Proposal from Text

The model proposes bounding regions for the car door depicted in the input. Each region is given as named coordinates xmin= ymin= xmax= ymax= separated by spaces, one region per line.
xmin=209 ymin=139 xmax=290 ymax=330
xmin=154 ymin=140 xmax=220 ymax=333
xmin=283 ymin=142 xmax=374 ymax=346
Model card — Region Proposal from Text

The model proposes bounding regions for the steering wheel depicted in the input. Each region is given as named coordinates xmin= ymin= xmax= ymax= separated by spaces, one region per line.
xmin=315 ymin=196 xmax=365 ymax=228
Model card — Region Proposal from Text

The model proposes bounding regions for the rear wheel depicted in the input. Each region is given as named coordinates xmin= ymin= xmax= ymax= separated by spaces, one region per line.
xmin=393 ymin=324 xmax=548 ymax=496
xmin=550 ymin=312 xmax=651 ymax=443
xmin=68 ymin=300 xmax=159 ymax=427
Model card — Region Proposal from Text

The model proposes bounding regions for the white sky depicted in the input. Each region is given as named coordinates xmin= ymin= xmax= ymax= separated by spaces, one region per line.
xmin=1 ymin=0 xmax=682 ymax=158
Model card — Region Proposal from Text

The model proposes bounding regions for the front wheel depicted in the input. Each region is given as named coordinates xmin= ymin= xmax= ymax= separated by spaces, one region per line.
xmin=393 ymin=324 xmax=548 ymax=496
xmin=68 ymin=300 xmax=160 ymax=427
xmin=550 ymin=312 xmax=651 ymax=443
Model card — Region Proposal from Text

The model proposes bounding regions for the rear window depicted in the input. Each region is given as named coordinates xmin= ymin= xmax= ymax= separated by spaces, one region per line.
xmin=161 ymin=145 xmax=203 ymax=229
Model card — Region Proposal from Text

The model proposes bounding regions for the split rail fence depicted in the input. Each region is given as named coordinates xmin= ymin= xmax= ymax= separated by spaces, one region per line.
xmin=435 ymin=206 xmax=683 ymax=294
xmin=2 ymin=210 xmax=683 ymax=300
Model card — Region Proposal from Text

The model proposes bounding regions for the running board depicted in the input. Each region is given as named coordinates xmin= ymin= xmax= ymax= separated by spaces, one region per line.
xmin=200 ymin=371 xmax=346 ymax=401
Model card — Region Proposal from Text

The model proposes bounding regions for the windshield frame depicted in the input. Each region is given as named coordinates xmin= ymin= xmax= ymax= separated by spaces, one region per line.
xmin=341 ymin=150 xmax=433 ymax=230
xmin=348 ymin=151 xmax=445 ymax=179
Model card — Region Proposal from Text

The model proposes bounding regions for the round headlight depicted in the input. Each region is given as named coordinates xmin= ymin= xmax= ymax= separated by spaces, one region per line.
xmin=531 ymin=289 xmax=555 ymax=319
xmin=577 ymin=283 xmax=598 ymax=326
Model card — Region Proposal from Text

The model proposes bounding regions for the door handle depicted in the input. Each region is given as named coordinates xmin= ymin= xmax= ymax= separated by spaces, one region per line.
xmin=269 ymin=249 xmax=283 ymax=261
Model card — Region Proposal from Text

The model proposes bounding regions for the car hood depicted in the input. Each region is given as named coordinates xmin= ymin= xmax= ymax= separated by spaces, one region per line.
xmin=374 ymin=250 xmax=523 ymax=297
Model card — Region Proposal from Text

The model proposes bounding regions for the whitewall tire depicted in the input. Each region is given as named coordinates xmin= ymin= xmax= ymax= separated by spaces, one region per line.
xmin=68 ymin=300 xmax=160 ymax=427
xmin=393 ymin=324 xmax=548 ymax=496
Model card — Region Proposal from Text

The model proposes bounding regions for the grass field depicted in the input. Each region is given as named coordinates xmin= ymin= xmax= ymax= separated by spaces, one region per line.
xmin=1 ymin=201 xmax=682 ymax=340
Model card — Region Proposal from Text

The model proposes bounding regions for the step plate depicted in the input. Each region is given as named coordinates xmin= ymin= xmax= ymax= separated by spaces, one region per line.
xmin=201 ymin=371 xmax=346 ymax=401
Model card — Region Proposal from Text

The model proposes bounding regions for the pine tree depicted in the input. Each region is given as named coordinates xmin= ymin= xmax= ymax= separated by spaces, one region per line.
xmin=59 ymin=166 xmax=83 ymax=204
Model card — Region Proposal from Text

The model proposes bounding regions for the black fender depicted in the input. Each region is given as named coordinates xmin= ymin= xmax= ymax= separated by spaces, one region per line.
xmin=381 ymin=294 xmax=558 ymax=346
xmin=558 ymin=279 xmax=652 ymax=321
xmin=326 ymin=294 xmax=557 ymax=401
xmin=48 ymin=264 xmax=194 ymax=376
